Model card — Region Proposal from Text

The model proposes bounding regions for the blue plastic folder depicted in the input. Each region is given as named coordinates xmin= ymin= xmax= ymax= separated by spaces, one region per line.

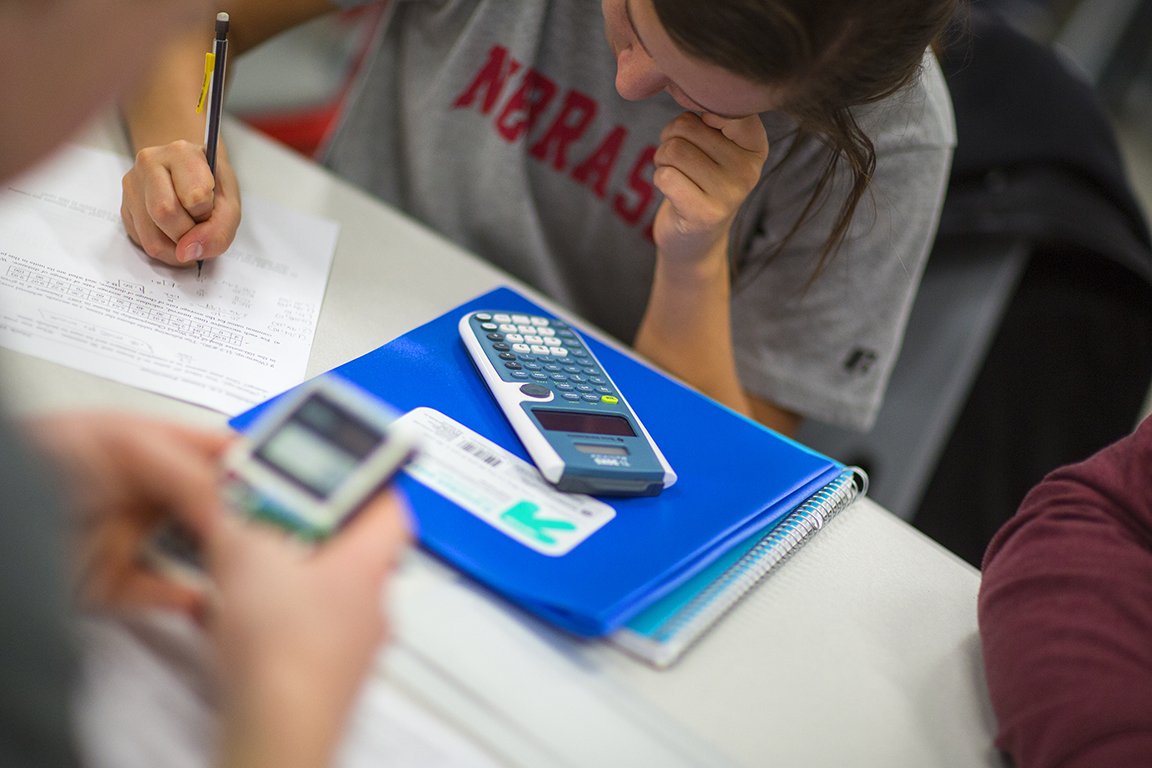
xmin=231 ymin=287 xmax=845 ymax=639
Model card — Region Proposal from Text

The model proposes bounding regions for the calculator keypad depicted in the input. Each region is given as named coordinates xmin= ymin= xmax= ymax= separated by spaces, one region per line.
xmin=472 ymin=312 xmax=619 ymax=404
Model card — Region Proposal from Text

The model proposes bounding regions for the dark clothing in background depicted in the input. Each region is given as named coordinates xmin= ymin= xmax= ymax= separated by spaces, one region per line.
xmin=0 ymin=414 xmax=79 ymax=768
xmin=979 ymin=414 xmax=1152 ymax=767
xmin=911 ymin=6 xmax=1152 ymax=567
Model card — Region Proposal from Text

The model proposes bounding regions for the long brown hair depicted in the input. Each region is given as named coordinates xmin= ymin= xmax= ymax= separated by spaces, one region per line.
xmin=653 ymin=0 xmax=958 ymax=283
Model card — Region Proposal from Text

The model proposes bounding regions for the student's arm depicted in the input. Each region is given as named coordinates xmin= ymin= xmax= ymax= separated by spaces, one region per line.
xmin=120 ymin=0 xmax=341 ymax=267
xmin=979 ymin=417 xmax=1152 ymax=767
xmin=633 ymin=111 xmax=802 ymax=435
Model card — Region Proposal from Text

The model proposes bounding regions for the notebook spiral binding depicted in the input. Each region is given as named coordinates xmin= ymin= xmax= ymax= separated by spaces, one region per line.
xmin=649 ymin=466 xmax=868 ymax=653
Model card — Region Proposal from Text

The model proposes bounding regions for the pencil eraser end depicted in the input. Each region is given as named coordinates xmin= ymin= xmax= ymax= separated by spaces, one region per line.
xmin=217 ymin=12 xmax=229 ymax=22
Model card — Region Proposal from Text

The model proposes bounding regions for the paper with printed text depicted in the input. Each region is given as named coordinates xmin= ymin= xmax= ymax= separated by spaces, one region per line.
xmin=0 ymin=144 xmax=338 ymax=414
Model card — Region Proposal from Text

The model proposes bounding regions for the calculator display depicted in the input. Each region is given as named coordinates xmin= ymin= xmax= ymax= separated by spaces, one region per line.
xmin=254 ymin=393 xmax=384 ymax=499
xmin=532 ymin=409 xmax=637 ymax=437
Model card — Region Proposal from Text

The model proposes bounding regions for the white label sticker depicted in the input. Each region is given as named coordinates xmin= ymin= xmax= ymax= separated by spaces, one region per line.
xmin=397 ymin=407 xmax=616 ymax=556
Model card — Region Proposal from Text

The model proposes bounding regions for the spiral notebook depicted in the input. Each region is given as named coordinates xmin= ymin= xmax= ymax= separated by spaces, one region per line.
xmin=232 ymin=287 xmax=862 ymax=650
xmin=612 ymin=467 xmax=867 ymax=667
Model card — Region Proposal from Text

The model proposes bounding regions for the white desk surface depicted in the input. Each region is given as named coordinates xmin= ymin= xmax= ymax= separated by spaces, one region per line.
xmin=6 ymin=116 xmax=1001 ymax=768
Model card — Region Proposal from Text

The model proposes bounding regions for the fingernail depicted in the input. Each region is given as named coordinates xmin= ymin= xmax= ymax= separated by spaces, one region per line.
xmin=183 ymin=242 xmax=203 ymax=263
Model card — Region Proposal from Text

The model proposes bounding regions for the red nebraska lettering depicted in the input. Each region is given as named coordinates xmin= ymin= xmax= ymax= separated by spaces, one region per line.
xmin=571 ymin=126 xmax=628 ymax=199
xmin=454 ymin=46 xmax=659 ymax=238
xmin=528 ymin=89 xmax=598 ymax=171
xmin=496 ymin=70 xmax=558 ymax=142
xmin=613 ymin=145 xmax=658 ymax=225
xmin=453 ymin=45 xmax=522 ymax=114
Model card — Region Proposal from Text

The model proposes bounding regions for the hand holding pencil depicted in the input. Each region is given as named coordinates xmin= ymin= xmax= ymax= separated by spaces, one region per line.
xmin=121 ymin=12 xmax=242 ymax=269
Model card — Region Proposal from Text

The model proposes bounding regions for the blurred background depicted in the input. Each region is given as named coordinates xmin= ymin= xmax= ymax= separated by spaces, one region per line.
xmin=224 ymin=0 xmax=1152 ymax=566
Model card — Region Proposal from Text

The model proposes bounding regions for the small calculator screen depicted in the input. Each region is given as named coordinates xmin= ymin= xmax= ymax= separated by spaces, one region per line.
xmin=533 ymin=409 xmax=636 ymax=437
xmin=254 ymin=393 xmax=384 ymax=499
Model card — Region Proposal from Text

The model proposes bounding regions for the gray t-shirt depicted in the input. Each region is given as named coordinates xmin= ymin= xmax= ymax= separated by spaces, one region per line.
xmin=326 ymin=0 xmax=955 ymax=430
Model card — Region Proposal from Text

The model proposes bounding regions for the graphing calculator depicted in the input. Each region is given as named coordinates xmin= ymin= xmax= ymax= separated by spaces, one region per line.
xmin=143 ymin=375 xmax=418 ymax=589
xmin=460 ymin=311 xmax=676 ymax=497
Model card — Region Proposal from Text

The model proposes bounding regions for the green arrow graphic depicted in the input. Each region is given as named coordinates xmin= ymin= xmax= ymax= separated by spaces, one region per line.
xmin=500 ymin=501 xmax=576 ymax=545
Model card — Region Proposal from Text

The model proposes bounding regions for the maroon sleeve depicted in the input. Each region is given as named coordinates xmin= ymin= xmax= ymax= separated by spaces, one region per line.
xmin=979 ymin=415 xmax=1152 ymax=768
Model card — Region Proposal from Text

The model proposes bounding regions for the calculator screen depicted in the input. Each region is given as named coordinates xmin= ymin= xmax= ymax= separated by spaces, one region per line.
xmin=254 ymin=393 xmax=384 ymax=499
xmin=533 ymin=409 xmax=636 ymax=437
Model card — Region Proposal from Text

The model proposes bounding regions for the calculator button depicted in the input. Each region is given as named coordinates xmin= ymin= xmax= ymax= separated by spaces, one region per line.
xmin=523 ymin=362 xmax=542 ymax=370
xmin=563 ymin=366 xmax=580 ymax=373
xmin=539 ymin=327 xmax=556 ymax=336
xmin=512 ymin=344 xmax=530 ymax=353
xmin=554 ymin=383 xmax=574 ymax=391
xmin=576 ymin=384 xmax=593 ymax=392
xmin=531 ymin=317 xmax=549 ymax=326
xmin=481 ymin=323 xmax=498 ymax=332
xmin=567 ymin=374 xmax=585 ymax=383
xmin=551 ymin=320 xmax=569 ymax=329
xmin=493 ymin=314 xmax=511 ymax=322
xmin=589 ymin=377 xmax=605 ymax=384
xmin=543 ymin=338 xmax=562 ymax=346
xmin=557 ymin=330 xmax=576 ymax=338
xmin=505 ymin=333 xmax=524 ymax=343
xmin=569 ymin=349 xmax=586 ymax=357
xmin=520 ymin=383 xmax=551 ymax=399
xmin=530 ymin=345 xmax=550 ymax=355
xmin=487 ymin=333 xmax=504 ymax=341
xmin=582 ymin=367 xmax=599 ymax=375
xmin=596 ymin=387 xmax=612 ymax=394
xmin=581 ymin=394 xmax=601 ymax=403
xmin=518 ymin=325 xmax=536 ymax=334
xmin=512 ymin=314 xmax=531 ymax=324
xmin=524 ymin=335 xmax=543 ymax=344
xmin=531 ymin=373 xmax=548 ymax=381
xmin=562 ymin=393 xmax=581 ymax=401
xmin=518 ymin=354 xmax=535 ymax=361
xmin=493 ymin=342 xmax=511 ymax=352
xmin=499 ymin=323 xmax=517 ymax=332
xmin=498 ymin=352 xmax=516 ymax=361
xmin=563 ymin=339 xmax=583 ymax=348
xmin=504 ymin=361 xmax=522 ymax=370
xmin=535 ymin=355 xmax=553 ymax=363
xmin=474 ymin=313 xmax=492 ymax=321
xmin=551 ymin=348 xmax=568 ymax=357
xmin=601 ymin=395 xmax=619 ymax=404
xmin=550 ymin=374 xmax=568 ymax=381
xmin=510 ymin=371 xmax=528 ymax=379
xmin=543 ymin=364 xmax=561 ymax=371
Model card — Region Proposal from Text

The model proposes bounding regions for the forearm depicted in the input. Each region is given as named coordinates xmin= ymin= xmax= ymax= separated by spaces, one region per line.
xmin=635 ymin=240 xmax=751 ymax=416
xmin=122 ymin=33 xmax=213 ymax=152
xmin=221 ymin=663 xmax=352 ymax=768
xmin=121 ymin=0 xmax=339 ymax=152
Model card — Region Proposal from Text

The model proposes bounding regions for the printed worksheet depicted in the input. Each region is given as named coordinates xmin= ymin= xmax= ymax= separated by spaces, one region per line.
xmin=0 ymin=144 xmax=339 ymax=414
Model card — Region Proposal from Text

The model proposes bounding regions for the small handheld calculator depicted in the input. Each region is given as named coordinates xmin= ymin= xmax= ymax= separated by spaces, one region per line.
xmin=143 ymin=375 xmax=417 ymax=589
xmin=216 ymin=374 xmax=418 ymax=541
xmin=460 ymin=311 xmax=676 ymax=496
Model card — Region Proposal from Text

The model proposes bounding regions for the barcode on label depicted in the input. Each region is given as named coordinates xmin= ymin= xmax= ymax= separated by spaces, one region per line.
xmin=459 ymin=439 xmax=502 ymax=468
